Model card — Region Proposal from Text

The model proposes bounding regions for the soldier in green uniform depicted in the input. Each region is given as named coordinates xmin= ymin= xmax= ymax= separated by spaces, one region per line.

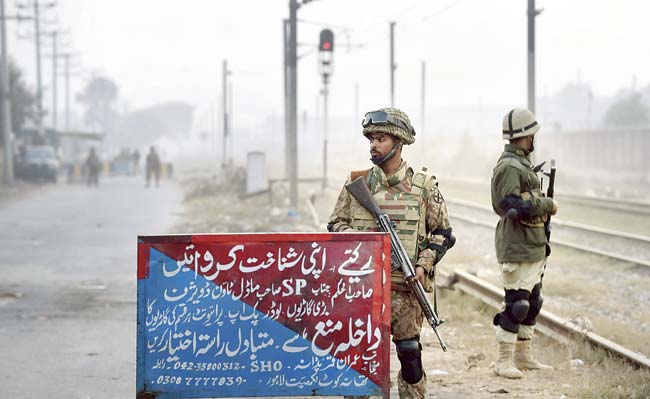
xmin=491 ymin=108 xmax=558 ymax=379
xmin=328 ymin=108 xmax=453 ymax=399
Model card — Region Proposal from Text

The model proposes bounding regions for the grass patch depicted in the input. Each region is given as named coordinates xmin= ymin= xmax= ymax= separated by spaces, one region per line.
xmin=567 ymin=339 xmax=650 ymax=399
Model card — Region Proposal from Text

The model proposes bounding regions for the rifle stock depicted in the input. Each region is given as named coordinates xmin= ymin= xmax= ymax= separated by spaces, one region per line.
xmin=345 ymin=176 xmax=448 ymax=351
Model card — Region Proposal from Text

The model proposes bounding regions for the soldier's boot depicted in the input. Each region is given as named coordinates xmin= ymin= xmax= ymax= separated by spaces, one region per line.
xmin=397 ymin=370 xmax=426 ymax=399
xmin=514 ymin=339 xmax=554 ymax=371
xmin=493 ymin=341 xmax=523 ymax=379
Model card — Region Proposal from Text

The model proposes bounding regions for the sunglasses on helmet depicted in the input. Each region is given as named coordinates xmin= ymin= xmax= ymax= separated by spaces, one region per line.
xmin=361 ymin=110 xmax=416 ymax=136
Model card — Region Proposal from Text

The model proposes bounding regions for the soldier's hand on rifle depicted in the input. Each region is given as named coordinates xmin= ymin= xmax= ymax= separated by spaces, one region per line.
xmin=551 ymin=199 xmax=559 ymax=215
xmin=412 ymin=266 xmax=426 ymax=286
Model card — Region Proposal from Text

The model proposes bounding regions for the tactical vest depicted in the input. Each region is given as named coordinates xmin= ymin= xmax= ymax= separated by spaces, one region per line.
xmin=502 ymin=153 xmax=548 ymax=227
xmin=348 ymin=166 xmax=434 ymax=287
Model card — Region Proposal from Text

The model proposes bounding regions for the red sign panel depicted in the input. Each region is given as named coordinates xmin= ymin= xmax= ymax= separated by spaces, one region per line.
xmin=137 ymin=232 xmax=391 ymax=398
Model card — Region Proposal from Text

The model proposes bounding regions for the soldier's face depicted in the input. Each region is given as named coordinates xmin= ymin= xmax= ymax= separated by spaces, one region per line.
xmin=368 ymin=132 xmax=395 ymax=156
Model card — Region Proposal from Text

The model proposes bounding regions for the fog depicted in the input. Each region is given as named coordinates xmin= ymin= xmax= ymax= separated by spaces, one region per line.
xmin=6 ymin=0 xmax=650 ymax=192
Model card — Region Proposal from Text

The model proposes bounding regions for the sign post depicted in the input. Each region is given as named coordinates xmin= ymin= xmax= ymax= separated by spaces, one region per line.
xmin=137 ymin=232 xmax=391 ymax=398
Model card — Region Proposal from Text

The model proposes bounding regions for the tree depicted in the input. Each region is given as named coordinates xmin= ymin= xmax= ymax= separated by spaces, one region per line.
xmin=76 ymin=76 xmax=119 ymax=133
xmin=114 ymin=102 xmax=194 ymax=147
xmin=603 ymin=93 xmax=650 ymax=127
xmin=0 ymin=60 xmax=38 ymax=145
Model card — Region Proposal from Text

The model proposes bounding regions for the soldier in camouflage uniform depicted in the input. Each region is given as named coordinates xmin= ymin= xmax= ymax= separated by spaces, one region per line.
xmin=328 ymin=108 xmax=453 ymax=399
xmin=491 ymin=108 xmax=558 ymax=379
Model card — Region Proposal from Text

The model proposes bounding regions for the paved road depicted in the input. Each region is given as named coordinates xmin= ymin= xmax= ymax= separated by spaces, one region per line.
xmin=0 ymin=177 xmax=182 ymax=398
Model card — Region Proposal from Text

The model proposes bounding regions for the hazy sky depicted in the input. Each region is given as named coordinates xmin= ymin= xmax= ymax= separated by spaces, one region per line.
xmin=8 ymin=0 xmax=650 ymax=131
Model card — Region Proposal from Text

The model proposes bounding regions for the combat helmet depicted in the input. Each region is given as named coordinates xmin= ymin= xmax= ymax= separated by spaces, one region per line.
xmin=502 ymin=108 xmax=540 ymax=140
xmin=362 ymin=108 xmax=416 ymax=145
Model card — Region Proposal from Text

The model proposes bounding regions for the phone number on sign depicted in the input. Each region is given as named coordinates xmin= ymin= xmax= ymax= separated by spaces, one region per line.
xmin=171 ymin=361 xmax=243 ymax=371
xmin=154 ymin=375 xmax=246 ymax=387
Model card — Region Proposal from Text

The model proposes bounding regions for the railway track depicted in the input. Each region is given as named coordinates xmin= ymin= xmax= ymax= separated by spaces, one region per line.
xmin=442 ymin=177 xmax=650 ymax=215
xmin=446 ymin=197 xmax=650 ymax=268
xmin=442 ymin=269 xmax=650 ymax=370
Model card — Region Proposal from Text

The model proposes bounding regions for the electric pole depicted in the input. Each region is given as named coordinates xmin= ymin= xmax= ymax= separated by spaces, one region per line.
xmin=32 ymin=1 xmax=44 ymax=135
xmin=63 ymin=52 xmax=70 ymax=129
xmin=52 ymin=31 xmax=57 ymax=129
xmin=1 ymin=0 xmax=13 ymax=186
xmin=16 ymin=1 xmax=55 ymax=138
xmin=1 ymin=1 xmax=31 ymax=186
xmin=527 ymin=0 xmax=542 ymax=114
xmin=421 ymin=60 xmax=426 ymax=134
xmin=287 ymin=0 xmax=298 ymax=209
xmin=60 ymin=52 xmax=81 ymax=131
xmin=284 ymin=0 xmax=316 ymax=208
xmin=354 ymin=82 xmax=359 ymax=133
xmin=318 ymin=28 xmax=333 ymax=190
xmin=221 ymin=59 xmax=230 ymax=167
xmin=283 ymin=18 xmax=289 ymax=180
xmin=389 ymin=21 xmax=396 ymax=107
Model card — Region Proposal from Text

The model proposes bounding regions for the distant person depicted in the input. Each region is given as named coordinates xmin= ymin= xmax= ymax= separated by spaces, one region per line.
xmin=145 ymin=146 xmax=161 ymax=188
xmin=132 ymin=149 xmax=141 ymax=176
xmin=491 ymin=108 xmax=558 ymax=379
xmin=85 ymin=147 xmax=101 ymax=187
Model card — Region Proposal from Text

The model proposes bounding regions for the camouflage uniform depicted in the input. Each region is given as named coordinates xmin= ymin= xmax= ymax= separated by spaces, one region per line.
xmin=329 ymin=108 xmax=450 ymax=398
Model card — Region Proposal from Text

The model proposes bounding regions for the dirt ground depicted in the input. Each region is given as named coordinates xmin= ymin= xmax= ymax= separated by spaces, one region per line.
xmin=173 ymin=175 xmax=650 ymax=399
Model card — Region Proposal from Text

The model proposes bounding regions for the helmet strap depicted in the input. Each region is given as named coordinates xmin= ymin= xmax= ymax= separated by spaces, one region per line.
xmin=370 ymin=142 xmax=400 ymax=166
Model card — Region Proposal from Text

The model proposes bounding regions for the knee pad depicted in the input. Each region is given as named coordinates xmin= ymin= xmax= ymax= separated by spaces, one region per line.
xmin=395 ymin=337 xmax=423 ymax=384
xmin=523 ymin=283 xmax=543 ymax=326
xmin=493 ymin=289 xmax=530 ymax=333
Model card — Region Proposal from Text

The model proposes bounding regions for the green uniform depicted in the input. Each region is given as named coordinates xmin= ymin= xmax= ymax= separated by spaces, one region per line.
xmin=491 ymin=108 xmax=555 ymax=378
xmin=491 ymin=144 xmax=554 ymax=263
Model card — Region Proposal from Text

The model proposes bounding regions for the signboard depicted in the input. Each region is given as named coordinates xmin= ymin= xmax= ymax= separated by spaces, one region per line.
xmin=245 ymin=151 xmax=269 ymax=196
xmin=137 ymin=233 xmax=391 ymax=398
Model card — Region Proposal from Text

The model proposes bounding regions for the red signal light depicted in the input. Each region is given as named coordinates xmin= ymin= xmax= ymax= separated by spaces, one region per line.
xmin=323 ymin=41 xmax=331 ymax=50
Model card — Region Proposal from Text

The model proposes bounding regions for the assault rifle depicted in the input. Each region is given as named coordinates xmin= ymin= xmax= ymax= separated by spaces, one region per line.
xmin=346 ymin=177 xmax=448 ymax=352
xmin=543 ymin=160 xmax=556 ymax=257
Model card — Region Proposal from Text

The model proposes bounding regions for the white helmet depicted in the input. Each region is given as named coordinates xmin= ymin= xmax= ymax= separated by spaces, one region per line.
xmin=502 ymin=108 xmax=540 ymax=140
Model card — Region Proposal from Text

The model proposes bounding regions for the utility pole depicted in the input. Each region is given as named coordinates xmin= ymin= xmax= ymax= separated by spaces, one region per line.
xmin=48 ymin=30 xmax=58 ymax=130
xmin=1 ymin=1 xmax=30 ymax=186
xmin=33 ymin=1 xmax=43 ymax=135
xmin=320 ymin=92 xmax=327 ymax=189
xmin=421 ymin=60 xmax=426 ymax=134
xmin=318 ymin=28 xmax=333 ymax=190
xmin=283 ymin=18 xmax=289 ymax=180
xmin=287 ymin=0 xmax=298 ymax=209
xmin=43 ymin=30 xmax=70 ymax=132
xmin=527 ymin=0 xmax=542 ymax=114
xmin=389 ymin=21 xmax=396 ymax=107
xmin=1 ymin=0 xmax=13 ymax=186
xmin=63 ymin=52 xmax=70 ymax=129
xmin=228 ymin=80 xmax=234 ymax=164
xmin=221 ymin=59 xmax=230 ymax=167
xmin=60 ymin=52 xmax=81 ymax=131
xmin=354 ymin=82 xmax=359 ymax=132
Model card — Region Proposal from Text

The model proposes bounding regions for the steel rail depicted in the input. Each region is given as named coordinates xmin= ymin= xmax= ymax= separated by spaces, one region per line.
xmin=450 ymin=213 xmax=650 ymax=268
xmin=558 ymin=193 xmax=650 ymax=216
xmin=446 ymin=197 xmax=650 ymax=244
xmin=443 ymin=177 xmax=650 ymax=215
xmin=445 ymin=269 xmax=650 ymax=370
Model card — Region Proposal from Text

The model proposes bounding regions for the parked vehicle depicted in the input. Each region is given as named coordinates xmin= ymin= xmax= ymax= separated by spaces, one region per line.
xmin=15 ymin=145 xmax=60 ymax=183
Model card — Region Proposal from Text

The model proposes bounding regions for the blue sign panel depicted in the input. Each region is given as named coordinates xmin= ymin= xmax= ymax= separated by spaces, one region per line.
xmin=137 ymin=233 xmax=391 ymax=398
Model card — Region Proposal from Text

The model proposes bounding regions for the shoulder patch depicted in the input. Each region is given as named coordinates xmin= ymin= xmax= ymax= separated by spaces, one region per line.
xmin=430 ymin=183 xmax=443 ymax=204
xmin=350 ymin=168 xmax=371 ymax=183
